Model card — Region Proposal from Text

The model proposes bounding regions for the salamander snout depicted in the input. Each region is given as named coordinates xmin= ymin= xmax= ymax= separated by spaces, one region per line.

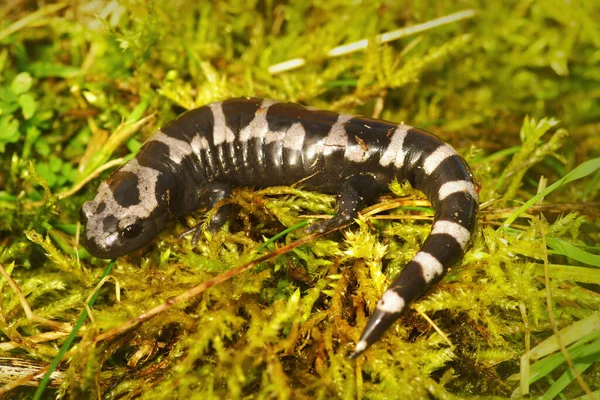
xmin=80 ymin=199 xmax=160 ymax=259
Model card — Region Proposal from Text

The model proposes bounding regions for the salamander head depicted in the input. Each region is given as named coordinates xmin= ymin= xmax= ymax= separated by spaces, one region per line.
xmin=80 ymin=160 xmax=171 ymax=258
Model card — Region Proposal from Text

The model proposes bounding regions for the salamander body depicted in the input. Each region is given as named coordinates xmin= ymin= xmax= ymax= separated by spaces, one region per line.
xmin=81 ymin=98 xmax=479 ymax=357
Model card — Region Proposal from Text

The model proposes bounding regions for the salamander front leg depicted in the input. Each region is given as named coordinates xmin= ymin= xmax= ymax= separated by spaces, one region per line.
xmin=306 ymin=174 xmax=380 ymax=234
xmin=204 ymin=182 xmax=233 ymax=233
xmin=181 ymin=182 xmax=233 ymax=245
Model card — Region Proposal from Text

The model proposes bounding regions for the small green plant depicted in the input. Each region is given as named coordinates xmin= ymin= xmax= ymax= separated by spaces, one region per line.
xmin=0 ymin=1 xmax=599 ymax=399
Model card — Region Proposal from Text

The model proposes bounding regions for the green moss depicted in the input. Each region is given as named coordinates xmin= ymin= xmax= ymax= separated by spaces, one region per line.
xmin=1 ymin=1 xmax=599 ymax=399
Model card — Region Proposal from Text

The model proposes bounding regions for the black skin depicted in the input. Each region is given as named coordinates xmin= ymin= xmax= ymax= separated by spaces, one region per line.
xmin=305 ymin=174 xmax=381 ymax=234
xmin=205 ymin=182 xmax=234 ymax=233
xmin=183 ymin=173 xmax=382 ymax=237
xmin=180 ymin=181 xmax=233 ymax=245
xmin=83 ymin=100 xmax=474 ymax=264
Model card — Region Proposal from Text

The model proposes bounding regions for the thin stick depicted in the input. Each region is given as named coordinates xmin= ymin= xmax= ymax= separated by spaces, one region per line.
xmin=91 ymin=226 xmax=341 ymax=344
xmin=57 ymin=158 xmax=126 ymax=200
xmin=90 ymin=198 xmax=433 ymax=343
xmin=0 ymin=366 xmax=50 ymax=395
xmin=0 ymin=262 xmax=33 ymax=319
xmin=84 ymin=275 xmax=121 ymax=323
xmin=0 ymin=331 xmax=72 ymax=352
xmin=0 ymin=2 xmax=68 ymax=41
xmin=0 ymin=263 xmax=69 ymax=331
xmin=268 ymin=9 xmax=477 ymax=74
xmin=416 ymin=309 xmax=453 ymax=347
xmin=26 ymin=157 xmax=126 ymax=207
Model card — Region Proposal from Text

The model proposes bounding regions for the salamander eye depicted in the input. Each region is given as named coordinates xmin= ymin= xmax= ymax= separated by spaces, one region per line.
xmin=121 ymin=223 xmax=143 ymax=239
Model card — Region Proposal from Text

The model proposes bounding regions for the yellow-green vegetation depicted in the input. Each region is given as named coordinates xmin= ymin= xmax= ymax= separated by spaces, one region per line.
xmin=1 ymin=1 xmax=599 ymax=399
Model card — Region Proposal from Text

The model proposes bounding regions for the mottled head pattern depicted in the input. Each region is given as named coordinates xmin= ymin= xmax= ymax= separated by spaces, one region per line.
xmin=81 ymin=159 xmax=169 ymax=258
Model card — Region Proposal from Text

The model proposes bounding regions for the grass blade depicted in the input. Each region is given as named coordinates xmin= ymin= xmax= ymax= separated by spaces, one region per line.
xmin=33 ymin=260 xmax=116 ymax=400
xmin=546 ymin=237 xmax=600 ymax=267
xmin=504 ymin=157 xmax=600 ymax=227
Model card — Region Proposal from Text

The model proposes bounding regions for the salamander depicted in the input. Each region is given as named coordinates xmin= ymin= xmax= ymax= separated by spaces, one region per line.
xmin=80 ymin=97 xmax=479 ymax=358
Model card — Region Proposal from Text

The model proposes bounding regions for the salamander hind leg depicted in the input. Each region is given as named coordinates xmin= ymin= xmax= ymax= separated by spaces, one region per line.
xmin=306 ymin=174 xmax=381 ymax=234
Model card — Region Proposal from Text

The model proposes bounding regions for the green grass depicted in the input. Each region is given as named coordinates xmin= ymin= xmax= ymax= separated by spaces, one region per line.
xmin=0 ymin=1 xmax=599 ymax=399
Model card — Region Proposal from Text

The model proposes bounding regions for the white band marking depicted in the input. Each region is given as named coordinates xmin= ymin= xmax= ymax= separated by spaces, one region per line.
xmin=210 ymin=103 xmax=236 ymax=145
xmin=431 ymin=220 xmax=471 ymax=249
xmin=423 ymin=145 xmax=457 ymax=175
xmin=190 ymin=135 xmax=209 ymax=153
xmin=323 ymin=114 xmax=352 ymax=155
xmin=238 ymin=99 xmax=279 ymax=142
xmin=354 ymin=340 xmax=368 ymax=354
xmin=438 ymin=180 xmax=478 ymax=201
xmin=380 ymin=125 xmax=410 ymax=168
xmin=148 ymin=130 xmax=193 ymax=163
xmin=283 ymin=122 xmax=306 ymax=152
xmin=413 ymin=251 xmax=444 ymax=283
xmin=376 ymin=290 xmax=406 ymax=314
xmin=345 ymin=142 xmax=369 ymax=163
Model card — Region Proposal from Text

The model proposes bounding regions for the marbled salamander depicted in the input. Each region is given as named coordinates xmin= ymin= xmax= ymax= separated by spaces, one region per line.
xmin=80 ymin=98 xmax=478 ymax=358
